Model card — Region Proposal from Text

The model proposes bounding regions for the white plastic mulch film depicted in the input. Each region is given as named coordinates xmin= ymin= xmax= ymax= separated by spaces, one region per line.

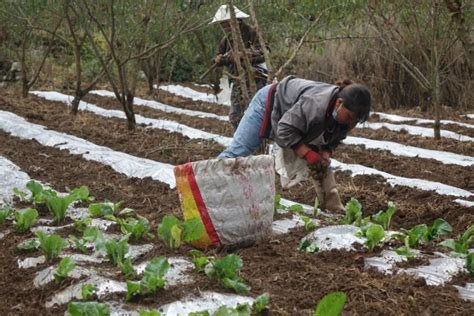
xmin=175 ymin=155 xmax=275 ymax=248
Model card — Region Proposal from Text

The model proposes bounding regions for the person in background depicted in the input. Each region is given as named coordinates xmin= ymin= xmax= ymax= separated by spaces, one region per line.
xmin=210 ymin=4 xmax=268 ymax=130
xmin=218 ymin=75 xmax=372 ymax=212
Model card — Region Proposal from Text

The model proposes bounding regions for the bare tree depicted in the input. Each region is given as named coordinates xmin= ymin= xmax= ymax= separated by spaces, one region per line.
xmin=0 ymin=2 xmax=64 ymax=98
xmin=368 ymin=0 xmax=460 ymax=139
xmin=74 ymin=0 xmax=205 ymax=130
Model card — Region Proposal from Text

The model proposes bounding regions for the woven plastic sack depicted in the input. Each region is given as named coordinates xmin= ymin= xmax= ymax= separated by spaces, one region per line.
xmin=174 ymin=155 xmax=275 ymax=248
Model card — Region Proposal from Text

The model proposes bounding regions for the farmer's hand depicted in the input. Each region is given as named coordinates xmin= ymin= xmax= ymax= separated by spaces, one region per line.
xmin=214 ymin=54 xmax=224 ymax=65
xmin=320 ymin=149 xmax=332 ymax=169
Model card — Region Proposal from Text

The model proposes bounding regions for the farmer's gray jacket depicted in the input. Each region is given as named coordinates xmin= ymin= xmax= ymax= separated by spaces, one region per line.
xmin=271 ymin=75 xmax=346 ymax=150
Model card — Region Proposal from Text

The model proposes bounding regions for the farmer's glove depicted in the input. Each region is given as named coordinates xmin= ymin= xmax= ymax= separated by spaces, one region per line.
xmin=304 ymin=151 xmax=325 ymax=178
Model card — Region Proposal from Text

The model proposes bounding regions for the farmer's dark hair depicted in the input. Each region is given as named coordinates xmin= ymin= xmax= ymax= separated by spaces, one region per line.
xmin=336 ymin=80 xmax=371 ymax=123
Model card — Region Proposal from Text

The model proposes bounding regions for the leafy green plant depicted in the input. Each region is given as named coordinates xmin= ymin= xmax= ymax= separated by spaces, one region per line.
xmin=36 ymin=231 xmax=68 ymax=261
xmin=67 ymin=301 xmax=110 ymax=316
xmin=301 ymin=216 xmax=317 ymax=231
xmin=314 ymin=291 xmax=346 ymax=316
xmin=214 ymin=304 xmax=251 ymax=315
xmin=83 ymin=226 xmax=106 ymax=250
xmin=14 ymin=208 xmax=38 ymax=233
xmin=467 ymin=253 xmax=474 ymax=276
xmin=118 ymin=216 xmax=150 ymax=240
xmin=69 ymin=186 xmax=92 ymax=203
xmin=298 ymin=239 xmax=319 ymax=253
xmin=17 ymin=238 xmax=40 ymax=251
xmin=53 ymin=256 xmax=76 ymax=284
xmin=139 ymin=310 xmax=161 ymax=316
xmin=104 ymin=235 xmax=130 ymax=265
xmin=26 ymin=180 xmax=56 ymax=205
xmin=119 ymin=258 xmax=135 ymax=279
xmin=288 ymin=204 xmax=304 ymax=214
xmin=0 ymin=205 xmax=13 ymax=224
xmin=439 ymin=226 xmax=474 ymax=255
xmin=427 ymin=218 xmax=452 ymax=240
xmin=74 ymin=217 xmax=92 ymax=232
xmin=371 ymin=202 xmax=396 ymax=230
xmin=365 ymin=224 xmax=385 ymax=251
xmin=254 ymin=293 xmax=270 ymax=313
xmin=395 ymin=236 xmax=417 ymax=260
xmin=46 ymin=194 xmax=76 ymax=223
xmin=157 ymin=215 xmax=204 ymax=249
xmin=126 ymin=257 xmax=170 ymax=300
xmin=13 ymin=187 xmax=27 ymax=201
xmin=88 ymin=201 xmax=122 ymax=218
xmin=342 ymin=198 xmax=362 ymax=225
xmin=189 ymin=249 xmax=210 ymax=272
xmin=69 ymin=235 xmax=89 ymax=253
xmin=81 ymin=284 xmax=98 ymax=300
xmin=204 ymin=254 xmax=250 ymax=294
xmin=405 ymin=224 xmax=429 ymax=247
xmin=274 ymin=193 xmax=283 ymax=211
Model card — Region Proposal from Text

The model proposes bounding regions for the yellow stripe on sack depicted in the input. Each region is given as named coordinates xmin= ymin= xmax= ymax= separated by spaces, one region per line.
xmin=174 ymin=166 xmax=212 ymax=248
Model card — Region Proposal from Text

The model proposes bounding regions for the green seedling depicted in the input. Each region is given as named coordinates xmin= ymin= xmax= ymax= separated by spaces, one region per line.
xmin=395 ymin=236 xmax=417 ymax=259
xmin=298 ymin=239 xmax=319 ymax=253
xmin=126 ymin=257 xmax=170 ymax=300
xmin=439 ymin=225 xmax=474 ymax=255
xmin=427 ymin=218 xmax=452 ymax=240
xmin=314 ymin=291 xmax=346 ymax=316
xmin=301 ymin=216 xmax=317 ymax=231
xmin=88 ymin=201 xmax=122 ymax=218
xmin=119 ymin=257 xmax=135 ymax=279
xmin=139 ymin=310 xmax=161 ymax=316
xmin=118 ymin=216 xmax=150 ymax=240
xmin=365 ymin=224 xmax=385 ymax=251
xmin=342 ymin=198 xmax=362 ymax=225
xmin=215 ymin=304 xmax=251 ymax=315
xmin=81 ymin=284 xmax=98 ymax=300
xmin=204 ymin=254 xmax=250 ymax=294
xmin=26 ymin=180 xmax=56 ymax=205
xmin=467 ymin=253 xmax=474 ymax=276
xmin=83 ymin=226 xmax=106 ymax=250
xmin=157 ymin=215 xmax=204 ymax=249
xmin=68 ymin=186 xmax=92 ymax=203
xmin=17 ymin=238 xmax=40 ymax=251
xmin=371 ymin=201 xmax=396 ymax=230
xmin=74 ymin=217 xmax=92 ymax=232
xmin=288 ymin=204 xmax=304 ymax=214
xmin=36 ymin=231 xmax=68 ymax=261
xmin=69 ymin=235 xmax=89 ymax=253
xmin=104 ymin=235 xmax=130 ymax=265
xmin=274 ymin=193 xmax=283 ymax=212
xmin=0 ymin=205 xmax=13 ymax=224
xmin=189 ymin=249 xmax=210 ymax=272
xmin=46 ymin=194 xmax=76 ymax=223
xmin=14 ymin=208 xmax=38 ymax=233
xmin=67 ymin=301 xmax=110 ymax=316
xmin=53 ymin=256 xmax=76 ymax=284
xmin=254 ymin=293 xmax=270 ymax=313
xmin=13 ymin=187 xmax=27 ymax=201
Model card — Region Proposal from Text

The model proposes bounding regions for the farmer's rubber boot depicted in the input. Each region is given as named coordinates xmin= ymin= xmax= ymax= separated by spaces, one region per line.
xmin=313 ymin=169 xmax=344 ymax=212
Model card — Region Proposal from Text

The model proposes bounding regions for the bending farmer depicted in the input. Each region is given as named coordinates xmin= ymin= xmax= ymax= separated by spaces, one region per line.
xmin=218 ymin=75 xmax=371 ymax=212
xmin=210 ymin=4 xmax=268 ymax=130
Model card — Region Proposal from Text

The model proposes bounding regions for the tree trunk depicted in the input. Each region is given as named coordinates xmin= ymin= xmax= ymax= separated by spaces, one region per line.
xmin=248 ymin=0 xmax=273 ymax=82
xmin=124 ymin=93 xmax=136 ymax=130
xmin=228 ymin=0 xmax=250 ymax=108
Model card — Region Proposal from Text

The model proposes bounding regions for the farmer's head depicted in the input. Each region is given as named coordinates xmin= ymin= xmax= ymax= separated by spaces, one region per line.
xmin=333 ymin=81 xmax=371 ymax=128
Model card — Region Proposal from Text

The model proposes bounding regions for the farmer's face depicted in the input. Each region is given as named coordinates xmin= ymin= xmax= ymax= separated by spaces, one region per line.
xmin=334 ymin=98 xmax=358 ymax=128
xmin=220 ymin=21 xmax=231 ymax=33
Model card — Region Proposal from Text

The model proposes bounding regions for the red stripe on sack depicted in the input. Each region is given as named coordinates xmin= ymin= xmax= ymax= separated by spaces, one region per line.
xmin=184 ymin=163 xmax=221 ymax=246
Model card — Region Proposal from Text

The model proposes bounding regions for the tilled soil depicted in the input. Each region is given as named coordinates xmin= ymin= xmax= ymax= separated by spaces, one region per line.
xmin=0 ymin=86 xmax=473 ymax=314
